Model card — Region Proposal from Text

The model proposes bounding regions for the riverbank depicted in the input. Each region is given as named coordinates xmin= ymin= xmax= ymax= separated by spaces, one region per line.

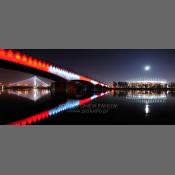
xmin=111 ymin=88 xmax=175 ymax=90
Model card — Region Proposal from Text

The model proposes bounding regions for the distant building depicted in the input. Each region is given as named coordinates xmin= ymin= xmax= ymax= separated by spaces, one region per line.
xmin=127 ymin=80 xmax=167 ymax=89
xmin=169 ymin=82 xmax=175 ymax=88
xmin=111 ymin=79 xmax=171 ymax=89
xmin=113 ymin=81 xmax=117 ymax=88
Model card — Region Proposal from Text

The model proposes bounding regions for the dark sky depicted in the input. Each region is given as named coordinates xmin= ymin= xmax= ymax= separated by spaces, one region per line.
xmin=1 ymin=49 xmax=175 ymax=84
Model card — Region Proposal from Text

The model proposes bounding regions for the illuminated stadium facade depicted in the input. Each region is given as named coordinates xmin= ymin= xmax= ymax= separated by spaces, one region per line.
xmin=127 ymin=78 xmax=168 ymax=88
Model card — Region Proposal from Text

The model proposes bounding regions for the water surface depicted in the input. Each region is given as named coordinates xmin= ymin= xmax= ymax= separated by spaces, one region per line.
xmin=1 ymin=89 xmax=175 ymax=125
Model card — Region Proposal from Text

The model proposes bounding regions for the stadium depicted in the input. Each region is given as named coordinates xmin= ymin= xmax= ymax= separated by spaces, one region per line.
xmin=127 ymin=78 xmax=168 ymax=88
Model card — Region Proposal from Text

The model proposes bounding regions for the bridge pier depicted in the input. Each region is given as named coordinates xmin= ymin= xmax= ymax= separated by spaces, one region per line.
xmin=94 ymin=85 xmax=108 ymax=93
xmin=51 ymin=80 xmax=109 ymax=96
xmin=51 ymin=81 xmax=96 ymax=94
xmin=67 ymin=81 xmax=96 ymax=95
xmin=51 ymin=80 xmax=67 ymax=94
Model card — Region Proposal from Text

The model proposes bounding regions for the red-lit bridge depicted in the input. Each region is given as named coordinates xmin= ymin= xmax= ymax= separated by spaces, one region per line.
xmin=0 ymin=49 xmax=109 ymax=92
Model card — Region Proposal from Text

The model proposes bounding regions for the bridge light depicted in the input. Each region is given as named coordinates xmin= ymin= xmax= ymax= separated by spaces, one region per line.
xmin=54 ymin=67 xmax=58 ymax=74
xmin=53 ymin=66 xmax=56 ymax=73
xmin=45 ymin=64 xmax=49 ymax=70
xmin=0 ymin=49 xmax=6 ymax=57
xmin=33 ymin=59 xmax=37 ymax=66
xmin=15 ymin=53 xmax=21 ymax=61
xmin=38 ymin=61 xmax=42 ymax=67
xmin=91 ymin=95 xmax=98 ymax=100
xmin=91 ymin=80 xmax=98 ymax=85
xmin=55 ymin=67 xmax=59 ymax=75
xmin=7 ymin=50 xmax=14 ymax=59
xmin=42 ymin=62 xmax=46 ymax=68
xmin=21 ymin=121 xmax=27 ymax=125
xmin=55 ymin=67 xmax=58 ymax=73
xmin=28 ymin=57 xmax=33 ymax=64
xmin=80 ymin=76 xmax=91 ymax=82
xmin=22 ymin=55 xmax=27 ymax=62
xmin=27 ymin=118 xmax=33 ymax=125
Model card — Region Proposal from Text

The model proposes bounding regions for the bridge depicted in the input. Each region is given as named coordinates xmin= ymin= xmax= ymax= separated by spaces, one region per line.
xmin=0 ymin=49 xmax=109 ymax=93
xmin=9 ymin=76 xmax=50 ymax=88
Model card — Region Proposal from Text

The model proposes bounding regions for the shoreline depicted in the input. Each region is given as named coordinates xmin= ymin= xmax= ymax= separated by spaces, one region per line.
xmin=111 ymin=88 xmax=175 ymax=90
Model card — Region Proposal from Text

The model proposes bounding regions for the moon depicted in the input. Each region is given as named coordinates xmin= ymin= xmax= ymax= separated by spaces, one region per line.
xmin=144 ymin=65 xmax=151 ymax=71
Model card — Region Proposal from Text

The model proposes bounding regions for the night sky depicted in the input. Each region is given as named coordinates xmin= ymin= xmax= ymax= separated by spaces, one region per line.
xmin=1 ymin=49 xmax=175 ymax=84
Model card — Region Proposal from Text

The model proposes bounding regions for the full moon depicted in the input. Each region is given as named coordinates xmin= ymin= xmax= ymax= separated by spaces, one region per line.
xmin=144 ymin=65 xmax=151 ymax=71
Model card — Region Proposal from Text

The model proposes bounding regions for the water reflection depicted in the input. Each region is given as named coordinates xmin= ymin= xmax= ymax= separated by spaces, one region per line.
xmin=2 ymin=89 xmax=175 ymax=125
xmin=4 ymin=89 xmax=50 ymax=101
xmin=112 ymin=90 xmax=169 ymax=117
xmin=145 ymin=104 xmax=150 ymax=116
xmin=125 ymin=91 xmax=167 ymax=104
xmin=9 ymin=91 xmax=109 ymax=125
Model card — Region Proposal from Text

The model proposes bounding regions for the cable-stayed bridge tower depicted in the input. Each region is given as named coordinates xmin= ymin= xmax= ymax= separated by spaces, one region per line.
xmin=9 ymin=76 xmax=50 ymax=88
